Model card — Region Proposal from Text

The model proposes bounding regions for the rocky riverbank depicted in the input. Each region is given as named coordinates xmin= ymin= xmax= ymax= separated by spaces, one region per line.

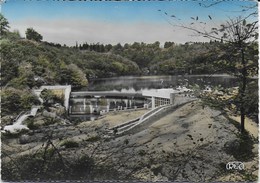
xmin=1 ymin=100 xmax=258 ymax=182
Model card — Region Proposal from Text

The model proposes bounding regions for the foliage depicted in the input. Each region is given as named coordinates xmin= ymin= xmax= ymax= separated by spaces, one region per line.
xmin=138 ymin=149 xmax=146 ymax=156
xmin=98 ymin=98 xmax=108 ymax=106
xmin=2 ymin=30 xmax=21 ymax=41
xmin=1 ymin=152 xmax=120 ymax=181
xmin=60 ymin=140 xmax=79 ymax=148
xmin=25 ymin=28 xmax=43 ymax=42
xmin=40 ymin=89 xmax=60 ymax=108
xmin=85 ymin=136 xmax=101 ymax=142
xmin=160 ymin=2 xmax=258 ymax=132
xmin=1 ymin=129 xmax=29 ymax=139
xmin=59 ymin=64 xmax=88 ymax=87
xmin=43 ymin=118 xmax=60 ymax=126
xmin=1 ymin=88 xmax=40 ymax=116
xmin=236 ymin=80 xmax=258 ymax=122
xmin=26 ymin=118 xmax=39 ymax=130
xmin=0 ymin=15 xmax=258 ymax=123
xmin=0 ymin=13 xmax=10 ymax=34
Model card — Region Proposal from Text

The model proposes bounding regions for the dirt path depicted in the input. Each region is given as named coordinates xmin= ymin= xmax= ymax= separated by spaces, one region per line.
xmin=227 ymin=113 xmax=258 ymax=138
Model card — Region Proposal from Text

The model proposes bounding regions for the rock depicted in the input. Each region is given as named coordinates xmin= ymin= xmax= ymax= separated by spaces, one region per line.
xmin=252 ymin=144 xmax=258 ymax=154
xmin=213 ymin=90 xmax=224 ymax=96
xmin=19 ymin=134 xmax=31 ymax=144
xmin=3 ymin=124 xmax=29 ymax=134
xmin=42 ymin=110 xmax=56 ymax=118
xmin=54 ymin=106 xmax=66 ymax=116
xmin=252 ymin=170 xmax=258 ymax=176
xmin=34 ymin=119 xmax=45 ymax=126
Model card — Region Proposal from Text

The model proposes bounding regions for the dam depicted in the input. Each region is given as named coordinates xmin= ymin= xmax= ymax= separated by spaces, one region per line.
xmin=33 ymin=85 xmax=193 ymax=117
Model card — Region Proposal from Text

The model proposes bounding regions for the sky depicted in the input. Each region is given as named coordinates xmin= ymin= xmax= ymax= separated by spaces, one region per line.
xmin=1 ymin=0 xmax=258 ymax=46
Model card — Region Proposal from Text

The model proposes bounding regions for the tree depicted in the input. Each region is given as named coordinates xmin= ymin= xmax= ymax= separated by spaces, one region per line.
xmin=0 ymin=13 xmax=10 ymax=34
xmin=162 ymin=1 xmax=258 ymax=133
xmin=25 ymin=28 xmax=43 ymax=42
xmin=105 ymin=44 xmax=113 ymax=52
xmin=222 ymin=18 xmax=258 ymax=133
xmin=1 ymin=88 xmax=39 ymax=116
xmin=59 ymin=64 xmax=88 ymax=88
xmin=12 ymin=62 xmax=36 ymax=88
xmin=113 ymin=43 xmax=123 ymax=52
xmin=164 ymin=41 xmax=174 ymax=48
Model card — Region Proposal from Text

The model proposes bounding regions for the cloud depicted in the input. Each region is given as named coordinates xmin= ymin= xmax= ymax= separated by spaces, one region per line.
xmin=9 ymin=18 xmax=209 ymax=46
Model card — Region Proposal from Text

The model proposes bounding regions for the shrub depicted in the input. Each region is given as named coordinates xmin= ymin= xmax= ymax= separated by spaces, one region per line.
xmin=138 ymin=149 xmax=146 ymax=156
xmin=26 ymin=118 xmax=39 ymax=130
xmin=1 ymin=128 xmax=29 ymax=139
xmin=85 ymin=136 xmax=100 ymax=142
xmin=43 ymin=118 xmax=59 ymax=126
xmin=60 ymin=140 xmax=79 ymax=148
xmin=1 ymin=88 xmax=40 ymax=116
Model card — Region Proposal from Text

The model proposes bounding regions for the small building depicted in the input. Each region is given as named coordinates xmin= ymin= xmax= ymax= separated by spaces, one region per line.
xmin=142 ymin=89 xmax=177 ymax=109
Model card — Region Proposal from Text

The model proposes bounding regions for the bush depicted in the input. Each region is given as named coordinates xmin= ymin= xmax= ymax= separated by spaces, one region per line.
xmin=1 ymin=129 xmax=29 ymax=139
xmin=1 ymin=152 xmax=122 ymax=181
xmin=26 ymin=118 xmax=39 ymax=130
xmin=43 ymin=118 xmax=59 ymax=126
xmin=138 ymin=149 xmax=146 ymax=156
xmin=1 ymin=88 xmax=40 ymax=116
xmin=85 ymin=136 xmax=100 ymax=142
xmin=70 ymin=155 xmax=95 ymax=179
xmin=60 ymin=140 xmax=79 ymax=148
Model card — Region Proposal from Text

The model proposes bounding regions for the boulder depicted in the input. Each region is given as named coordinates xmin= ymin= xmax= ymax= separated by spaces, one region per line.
xmin=42 ymin=110 xmax=56 ymax=118
xmin=3 ymin=124 xmax=29 ymax=134
xmin=19 ymin=134 xmax=31 ymax=144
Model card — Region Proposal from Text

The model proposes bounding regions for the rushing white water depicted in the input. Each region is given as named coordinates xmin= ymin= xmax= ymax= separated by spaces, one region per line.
xmin=30 ymin=107 xmax=38 ymax=116
xmin=3 ymin=106 xmax=39 ymax=133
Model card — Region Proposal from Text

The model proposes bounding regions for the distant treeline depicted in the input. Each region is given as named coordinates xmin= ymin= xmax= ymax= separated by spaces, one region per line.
xmin=2 ymin=29 xmax=258 ymax=90
xmin=1 ymin=13 xmax=258 ymax=90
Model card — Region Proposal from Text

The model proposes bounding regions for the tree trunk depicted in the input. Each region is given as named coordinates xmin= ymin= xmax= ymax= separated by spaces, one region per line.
xmin=240 ymin=45 xmax=246 ymax=133
xmin=240 ymin=105 xmax=245 ymax=133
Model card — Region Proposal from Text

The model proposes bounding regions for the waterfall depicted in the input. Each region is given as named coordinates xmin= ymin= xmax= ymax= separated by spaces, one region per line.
xmin=3 ymin=106 xmax=39 ymax=133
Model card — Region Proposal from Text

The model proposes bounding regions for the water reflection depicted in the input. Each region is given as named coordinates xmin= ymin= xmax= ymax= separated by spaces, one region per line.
xmin=85 ymin=75 xmax=240 ymax=91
